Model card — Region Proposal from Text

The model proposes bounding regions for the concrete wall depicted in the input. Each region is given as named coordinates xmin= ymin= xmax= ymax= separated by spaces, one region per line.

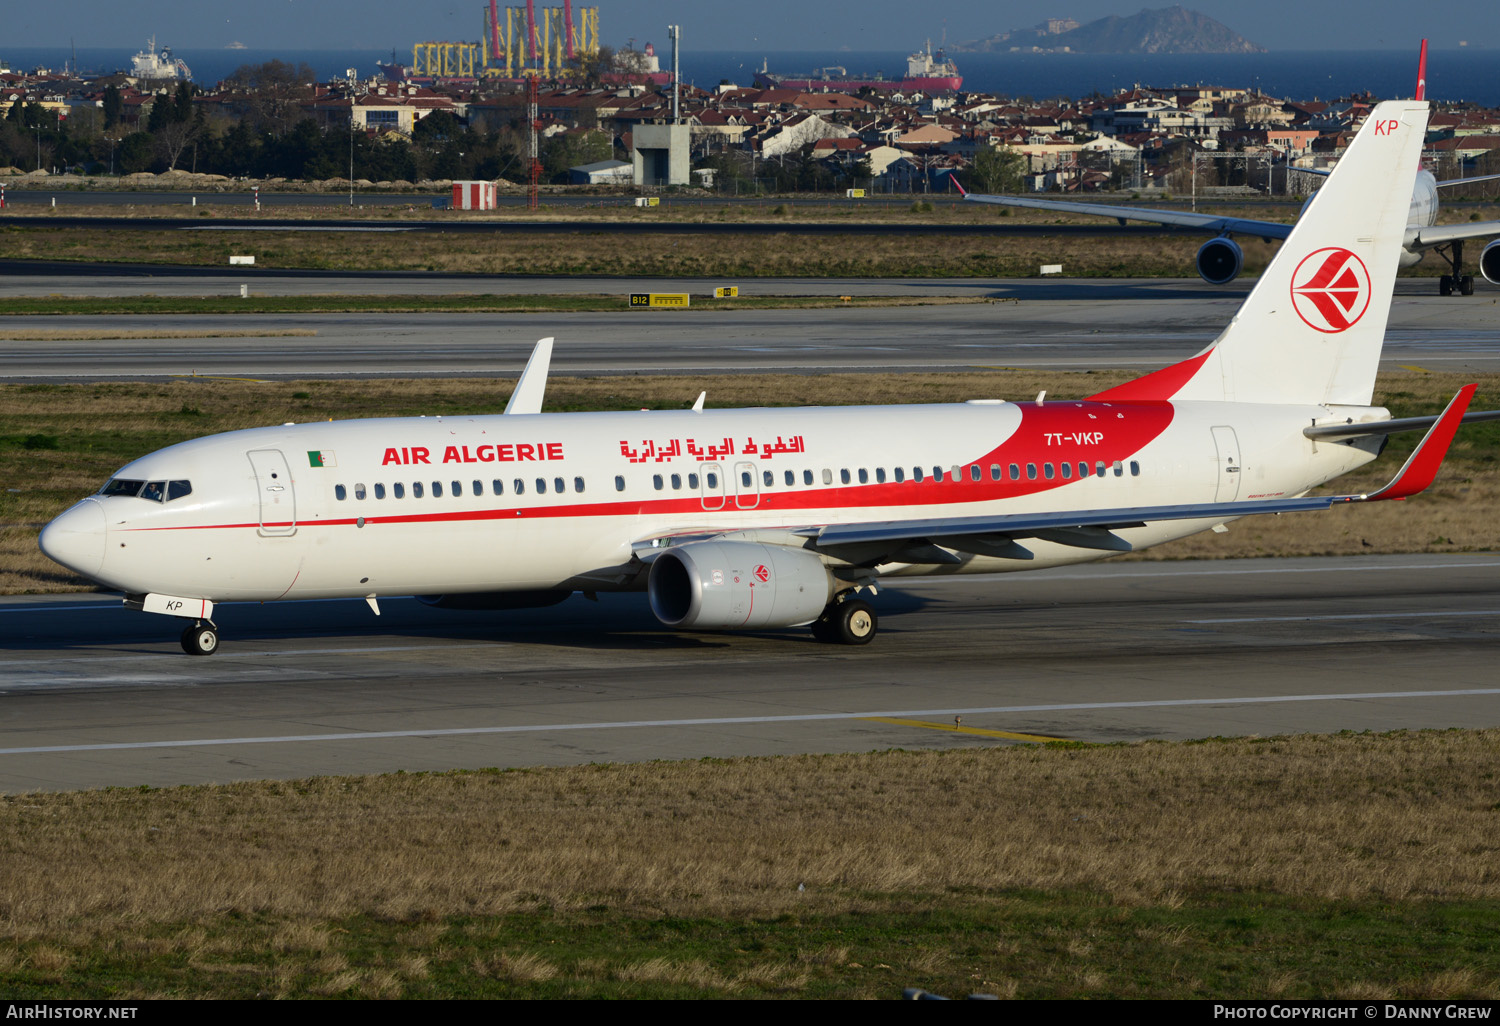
xmin=632 ymin=123 xmax=690 ymax=186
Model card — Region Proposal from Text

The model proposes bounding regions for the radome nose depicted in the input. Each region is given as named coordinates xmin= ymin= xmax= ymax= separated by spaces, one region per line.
xmin=39 ymin=498 xmax=106 ymax=579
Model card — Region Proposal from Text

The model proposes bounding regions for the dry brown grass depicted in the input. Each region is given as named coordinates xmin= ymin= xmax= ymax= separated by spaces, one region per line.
xmin=0 ymin=330 xmax=317 ymax=341
xmin=1 ymin=731 xmax=1498 ymax=930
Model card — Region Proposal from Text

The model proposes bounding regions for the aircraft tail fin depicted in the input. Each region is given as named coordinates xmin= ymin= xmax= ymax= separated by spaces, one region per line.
xmin=1093 ymin=100 xmax=1430 ymax=407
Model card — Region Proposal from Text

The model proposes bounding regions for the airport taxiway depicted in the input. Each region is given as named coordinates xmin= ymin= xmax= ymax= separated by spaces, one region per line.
xmin=3 ymin=554 xmax=1497 ymax=793
xmin=2 ymin=275 xmax=1497 ymax=378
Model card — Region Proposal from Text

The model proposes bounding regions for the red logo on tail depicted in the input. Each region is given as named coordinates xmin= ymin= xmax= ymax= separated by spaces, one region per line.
xmin=1290 ymin=247 xmax=1371 ymax=334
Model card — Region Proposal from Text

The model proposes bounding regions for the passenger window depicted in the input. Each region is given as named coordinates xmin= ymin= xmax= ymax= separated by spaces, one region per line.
xmin=803 ymin=470 xmax=814 ymax=485
xmin=822 ymin=469 xmax=833 ymax=485
xmin=840 ymin=469 xmax=851 ymax=484
xmin=335 ymin=484 xmax=347 ymax=501
xmin=431 ymin=482 xmax=442 ymax=497
xmin=784 ymin=470 xmax=795 ymax=486
xmin=167 ymin=481 xmax=192 ymax=501
xmin=615 ymin=475 xmax=625 ymax=492
xmin=667 ymin=473 xmax=679 ymax=490
xmin=1130 ymin=461 xmax=1141 ymax=477
xmin=413 ymin=481 xmax=424 ymax=498
xmin=574 ymin=477 xmax=585 ymax=493
xmin=537 ymin=478 xmax=548 ymax=494
xmin=653 ymin=474 xmax=664 ymax=491
xmin=857 ymin=469 xmax=868 ymax=484
xmin=688 ymin=473 xmax=700 ymax=489
xmin=741 ymin=470 xmax=752 ymax=487
xmin=1079 ymin=462 xmax=1090 ymax=479
xmin=913 ymin=467 xmax=924 ymax=482
xmin=354 ymin=483 xmax=367 ymax=500
xmin=452 ymin=481 xmax=462 ymax=496
xmin=1026 ymin=464 xmax=1037 ymax=481
xmin=1061 ymin=463 xmax=1072 ymax=480
xmin=1096 ymin=462 xmax=1106 ymax=478
xmin=706 ymin=472 xmax=718 ymax=488
xmin=876 ymin=467 xmax=886 ymax=483
xmin=493 ymin=479 xmax=504 ymax=495
xmin=763 ymin=470 xmax=774 ymax=487
xmin=990 ymin=464 xmax=1001 ymax=481
xmin=393 ymin=482 xmax=405 ymax=498
xmin=473 ymin=481 xmax=482 ymax=496
xmin=933 ymin=467 xmax=944 ymax=482
xmin=554 ymin=477 xmax=565 ymax=493
xmin=1113 ymin=461 xmax=1124 ymax=477
xmin=513 ymin=479 xmax=524 ymax=495
xmin=894 ymin=467 xmax=905 ymax=483
xmin=970 ymin=465 xmax=981 ymax=482
xmin=952 ymin=466 xmax=962 ymax=481
xmin=1043 ymin=463 xmax=1055 ymax=480
xmin=374 ymin=483 xmax=386 ymax=499
xmin=1009 ymin=463 xmax=1020 ymax=480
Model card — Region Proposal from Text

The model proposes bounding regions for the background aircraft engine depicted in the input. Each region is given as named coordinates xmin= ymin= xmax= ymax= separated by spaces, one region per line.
xmin=1196 ymin=237 xmax=1244 ymax=285
xmin=648 ymin=541 xmax=834 ymax=631
xmin=1481 ymin=239 xmax=1500 ymax=286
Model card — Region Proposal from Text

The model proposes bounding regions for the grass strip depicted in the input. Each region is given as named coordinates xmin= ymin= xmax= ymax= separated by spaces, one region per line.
xmin=0 ymin=294 xmax=992 ymax=317
xmin=4 ymin=370 xmax=1497 ymax=594
xmin=2 ymin=732 xmax=1499 ymax=998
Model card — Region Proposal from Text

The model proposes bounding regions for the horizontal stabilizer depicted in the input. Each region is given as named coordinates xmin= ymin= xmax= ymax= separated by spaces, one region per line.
xmin=1304 ymin=406 xmax=1500 ymax=440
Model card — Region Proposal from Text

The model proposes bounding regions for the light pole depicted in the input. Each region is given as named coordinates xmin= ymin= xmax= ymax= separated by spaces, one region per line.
xmin=347 ymin=69 xmax=357 ymax=207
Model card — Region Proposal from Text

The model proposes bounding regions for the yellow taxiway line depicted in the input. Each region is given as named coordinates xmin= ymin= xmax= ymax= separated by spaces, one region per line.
xmin=860 ymin=717 xmax=1069 ymax=744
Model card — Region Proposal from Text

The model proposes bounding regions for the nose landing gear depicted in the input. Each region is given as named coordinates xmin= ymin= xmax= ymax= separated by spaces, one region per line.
xmin=180 ymin=620 xmax=220 ymax=656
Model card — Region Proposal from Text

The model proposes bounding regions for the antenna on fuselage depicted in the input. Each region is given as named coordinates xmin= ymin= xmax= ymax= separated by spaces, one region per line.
xmin=504 ymin=336 xmax=554 ymax=415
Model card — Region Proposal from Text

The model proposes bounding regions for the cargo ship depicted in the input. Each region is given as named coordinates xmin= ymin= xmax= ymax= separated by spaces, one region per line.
xmin=753 ymin=41 xmax=961 ymax=93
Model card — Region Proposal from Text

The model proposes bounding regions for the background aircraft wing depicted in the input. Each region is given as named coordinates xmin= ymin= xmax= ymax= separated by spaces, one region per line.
xmin=1409 ymin=220 xmax=1500 ymax=248
xmin=963 ymin=192 xmax=1293 ymax=241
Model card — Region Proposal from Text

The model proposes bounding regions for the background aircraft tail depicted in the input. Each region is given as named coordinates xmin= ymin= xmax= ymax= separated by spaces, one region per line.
xmin=1092 ymin=100 xmax=1429 ymax=407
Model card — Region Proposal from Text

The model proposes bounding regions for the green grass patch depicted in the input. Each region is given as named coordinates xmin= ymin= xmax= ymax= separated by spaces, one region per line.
xmin=3 ymin=893 xmax=1498 ymax=999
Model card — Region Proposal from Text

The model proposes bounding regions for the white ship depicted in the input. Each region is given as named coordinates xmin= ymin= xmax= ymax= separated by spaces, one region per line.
xmin=129 ymin=36 xmax=191 ymax=81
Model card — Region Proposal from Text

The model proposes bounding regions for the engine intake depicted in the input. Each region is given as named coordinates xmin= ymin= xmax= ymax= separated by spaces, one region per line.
xmin=648 ymin=541 xmax=833 ymax=631
xmin=1480 ymin=239 xmax=1500 ymax=287
xmin=1196 ymin=237 xmax=1244 ymax=285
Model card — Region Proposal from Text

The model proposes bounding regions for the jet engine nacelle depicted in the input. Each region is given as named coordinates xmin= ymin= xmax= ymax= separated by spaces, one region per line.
xmin=1481 ymin=239 xmax=1500 ymax=286
xmin=648 ymin=541 xmax=833 ymax=631
xmin=1196 ymin=237 xmax=1244 ymax=285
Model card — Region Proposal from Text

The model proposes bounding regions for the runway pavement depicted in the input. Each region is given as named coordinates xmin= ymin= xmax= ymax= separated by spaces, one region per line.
xmin=2 ymin=276 xmax=1497 ymax=378
xmin=3 ymin=554 xmax=1498 ymax=793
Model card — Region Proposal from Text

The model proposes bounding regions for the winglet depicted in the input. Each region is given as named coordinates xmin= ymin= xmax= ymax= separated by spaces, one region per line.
xmin=1363 ymin=384 xmax=1476 ymax=501
xmin=948 ymin=172 xmax=968 ymax=197
xmin=503 ymin=336 xmax=554 ymax=416
xmin=1415 ymin=39 xmax=1428 ymax=101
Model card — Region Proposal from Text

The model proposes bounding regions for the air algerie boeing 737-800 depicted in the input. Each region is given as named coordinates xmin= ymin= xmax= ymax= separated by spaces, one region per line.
xmin=37 ymin=99 xmax=1496 ymax=655
xmin=955 ymin=43 xmax=1500 ymax=295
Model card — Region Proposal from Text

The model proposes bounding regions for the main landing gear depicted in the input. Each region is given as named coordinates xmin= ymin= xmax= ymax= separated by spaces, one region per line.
xmin=1436 ymin=241 xmax=1476 ymax=296
xmin=810 ymin=597 xmax=878 ymax=645
xmin=180 ymin=620 xmax=220 ymax=656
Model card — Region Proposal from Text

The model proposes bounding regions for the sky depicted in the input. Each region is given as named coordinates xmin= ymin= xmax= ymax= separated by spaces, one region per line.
xmin=1 ymin=1 xmax=1496 ymax=53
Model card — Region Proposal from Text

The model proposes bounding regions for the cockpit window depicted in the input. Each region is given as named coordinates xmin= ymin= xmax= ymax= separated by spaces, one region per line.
xmin=101 ymin=479 xmax=145 ymax=497
xmin=100 ymin=478 xmax=193 ymax=502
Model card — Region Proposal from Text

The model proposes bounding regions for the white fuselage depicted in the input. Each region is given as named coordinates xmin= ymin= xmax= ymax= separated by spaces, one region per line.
xmin=42 ymin=397 xmax=1383 ymax=605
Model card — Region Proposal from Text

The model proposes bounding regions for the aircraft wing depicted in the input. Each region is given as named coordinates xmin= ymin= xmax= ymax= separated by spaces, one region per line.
xmin=799 ymin=385 xmax=1475 ymax=565
xmin=962 ymin=192 xmax=1294 ymax=241
xmin=1408 ymin=220 xmax=1500 ymax=249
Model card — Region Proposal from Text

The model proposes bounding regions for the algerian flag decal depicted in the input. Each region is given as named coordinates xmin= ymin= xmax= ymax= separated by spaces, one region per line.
xmin=307 ymin=450 xmax=337 ymax=468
